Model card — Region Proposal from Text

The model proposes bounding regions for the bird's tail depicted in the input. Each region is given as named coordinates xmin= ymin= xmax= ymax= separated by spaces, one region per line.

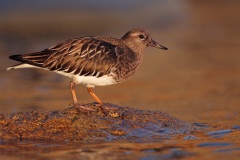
xmin=9 ymin=54 xmax=23 ymax=61
xmin=7 ymin=63 xmax=42 ymax=71
xmin=7 ymin=55 xmax=40 ymax=71
xmin=7 ymin=55 xmax=24 ymax=71
xmin=7 ymin=51 xmax=49 ymax=71
xmin=6 ymin=66 xmax=15 ymax=71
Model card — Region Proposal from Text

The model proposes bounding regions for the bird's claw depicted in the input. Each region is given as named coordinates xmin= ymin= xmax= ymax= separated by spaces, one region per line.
xmin=73 ymin=103 xmax=96 ymax=112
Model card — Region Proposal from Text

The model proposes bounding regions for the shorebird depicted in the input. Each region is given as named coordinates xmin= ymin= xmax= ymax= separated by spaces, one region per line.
xmin=7 ymin=28 xmax=167 ymax=108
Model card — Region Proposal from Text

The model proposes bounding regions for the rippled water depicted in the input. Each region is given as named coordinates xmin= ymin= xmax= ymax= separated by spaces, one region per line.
xmin=0 ymin=1 xmax=240 ymax=159
xmin=1 ymin=126 xmax=240 ymax=160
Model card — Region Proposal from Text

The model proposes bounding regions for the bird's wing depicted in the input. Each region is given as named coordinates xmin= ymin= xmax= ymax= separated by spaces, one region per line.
xmin=10 ymin=37 xmax=123 ymax=77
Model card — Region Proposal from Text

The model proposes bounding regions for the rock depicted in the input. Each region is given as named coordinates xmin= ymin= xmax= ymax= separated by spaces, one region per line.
xmin=206 ymin=129 xmax=233 ymax=138
xmin=0 ymin=103 xmax=192 ymax=141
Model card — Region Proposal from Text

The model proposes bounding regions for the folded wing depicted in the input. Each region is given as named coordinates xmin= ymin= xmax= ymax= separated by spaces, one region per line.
xmin=9 ymin=37 xmax=122 ymax=77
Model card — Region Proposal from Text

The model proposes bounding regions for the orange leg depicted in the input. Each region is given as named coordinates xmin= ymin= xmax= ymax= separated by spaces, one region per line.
xmin=87 ymin=87 xmax=103 ymax=105
xmin=70 ymin=81 xmax=78 ymax=104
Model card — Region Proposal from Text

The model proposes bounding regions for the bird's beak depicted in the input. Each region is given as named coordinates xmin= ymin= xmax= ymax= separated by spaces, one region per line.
xmin=148 ymin=39 xmax=168 ymax=50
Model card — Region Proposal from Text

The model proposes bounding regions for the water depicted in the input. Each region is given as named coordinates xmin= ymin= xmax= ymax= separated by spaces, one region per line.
xmin=0 ymin=1 xmax=240 ymax=159
xmin=0 ymin=128 xmax=239 ymax=159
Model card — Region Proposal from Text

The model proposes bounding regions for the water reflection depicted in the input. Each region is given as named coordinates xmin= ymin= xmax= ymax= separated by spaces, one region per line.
xmin=0 ymin=127 xmax=239 ymax=160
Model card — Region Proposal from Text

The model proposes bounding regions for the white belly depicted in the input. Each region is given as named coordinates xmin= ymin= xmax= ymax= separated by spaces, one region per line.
xmin=8 ymin=63 xmax=116 ymax=87
xmin=54 ymin=70 xmax=116 ymax=87
xmin=73 ymin=75 xmax=116 ymax=87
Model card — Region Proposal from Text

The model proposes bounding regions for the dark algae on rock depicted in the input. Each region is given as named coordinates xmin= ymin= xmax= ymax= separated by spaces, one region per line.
xmin=0 ymin=103 xmax=192 ymax=141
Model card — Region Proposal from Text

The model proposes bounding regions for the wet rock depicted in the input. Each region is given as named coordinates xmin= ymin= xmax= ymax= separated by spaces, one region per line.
xmin=206 ymin=129 xmax=233 ymax=138
xmin=232 ymin=125 xmax=240 ymax=130
xmin=0 ymin=103 xmax=192 ymax=141
xmin=193 ymin=123 xmax=210 ymax=128
xmin=197 ymin=142 xmax=232 ymax=147
xmin=183 ymin=135 xmax=198 ymax=140
xmin=214 ymin=148 xmax=240 ymax=153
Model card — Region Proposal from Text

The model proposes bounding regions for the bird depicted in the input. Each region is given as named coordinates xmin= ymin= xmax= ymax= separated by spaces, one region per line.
xmin=7 ymin=28 xmax=168 ymax=109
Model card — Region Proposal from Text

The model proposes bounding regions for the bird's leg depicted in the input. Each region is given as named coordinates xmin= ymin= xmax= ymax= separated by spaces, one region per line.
xmin=87 ymin=87 xmax=119 ymax=114
xmin=70 ymin=82 xmax=95 ymax=111
xmin=70 ymin=81 xmax=78 ymax=105
xmin=87 ymin=87 xmax=103 ymax=106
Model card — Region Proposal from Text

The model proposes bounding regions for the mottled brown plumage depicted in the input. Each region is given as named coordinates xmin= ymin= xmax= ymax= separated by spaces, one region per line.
xmin=8 ymin=28 xmax=168 ymax=107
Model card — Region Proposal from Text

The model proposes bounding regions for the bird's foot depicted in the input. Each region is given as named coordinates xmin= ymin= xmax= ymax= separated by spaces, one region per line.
xmin=71 ymin=102 xmax=119 ymax=117
xmin=92 ymin=102 xmax=117 ymax=112
xmin=93 ymin=102 xmax=101 ymax=107
xmin=73 ymin=103 xmax=96 ymax=112
xmin=99 ymin=105 xmax=120 ymax=117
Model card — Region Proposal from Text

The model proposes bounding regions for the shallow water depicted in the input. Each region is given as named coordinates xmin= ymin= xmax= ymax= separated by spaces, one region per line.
xmin=0 ymin=1 xmax=240 ymax=159
xmin=0 ymin=127 xmax=240 ymax=160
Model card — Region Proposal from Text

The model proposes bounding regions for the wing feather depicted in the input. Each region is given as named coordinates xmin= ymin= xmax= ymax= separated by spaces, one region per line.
xmin=48 ymin=38 xmax=119 ymax=76
xmin=9 ymin=37 xmax=121 ymax=77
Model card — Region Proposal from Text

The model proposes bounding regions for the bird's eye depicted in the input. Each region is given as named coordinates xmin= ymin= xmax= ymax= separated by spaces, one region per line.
xmin=139 ymin=35 xmax=145 ymax=39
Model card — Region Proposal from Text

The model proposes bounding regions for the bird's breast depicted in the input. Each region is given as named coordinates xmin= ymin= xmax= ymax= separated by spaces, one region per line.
xmin=113 ymin=52 xmax=143 ymax=82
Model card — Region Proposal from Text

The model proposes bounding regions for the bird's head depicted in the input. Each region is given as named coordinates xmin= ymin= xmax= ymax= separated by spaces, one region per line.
xmin=121 ymin=28 xmax=168 ymax=53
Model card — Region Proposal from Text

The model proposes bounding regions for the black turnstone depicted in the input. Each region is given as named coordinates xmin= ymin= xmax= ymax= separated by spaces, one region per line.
xmin=7 ymin=28 xmax=167 ymax=107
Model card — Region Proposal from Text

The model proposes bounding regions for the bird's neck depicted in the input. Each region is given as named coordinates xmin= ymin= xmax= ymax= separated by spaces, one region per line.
xmin=122 ymin=40 xmax=145 ymax=56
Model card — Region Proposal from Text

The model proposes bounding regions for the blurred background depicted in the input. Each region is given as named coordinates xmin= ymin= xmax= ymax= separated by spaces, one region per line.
xmin=0 ymin=0 xmax=239 ymax=125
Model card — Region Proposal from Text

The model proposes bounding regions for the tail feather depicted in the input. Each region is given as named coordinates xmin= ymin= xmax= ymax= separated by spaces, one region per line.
xmin=8 ymin=55 xmax=24 ymax=71
xmin=7 ymin=63 xmax=23 ymax=71
xmin=8 ymin=50 xmax=52 ymax=68
xmin=8 ymin=51 xmax=52 ymax=71
xmin=7 ymin=66 xmax=15 ymax=71
xmin=7 ymin=63 xmax=42 ymax=71
xmin=9 ymin=54 xmax=23 ymax=61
